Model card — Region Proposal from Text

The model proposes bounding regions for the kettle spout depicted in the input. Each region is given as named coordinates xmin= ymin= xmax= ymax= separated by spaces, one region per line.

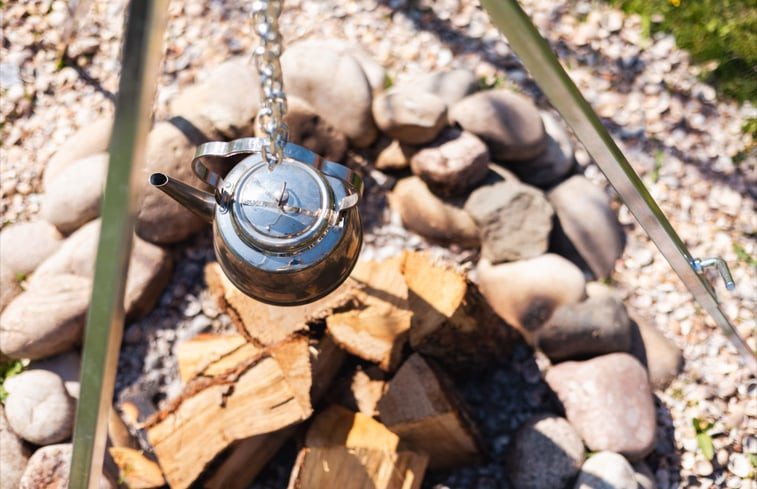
xmin=149 ymin=173 xmax=216 ymax=223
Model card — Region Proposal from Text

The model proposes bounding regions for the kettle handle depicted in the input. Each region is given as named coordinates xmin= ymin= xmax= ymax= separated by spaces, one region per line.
xmin=191 ymin=138 xmax=364 ymax=200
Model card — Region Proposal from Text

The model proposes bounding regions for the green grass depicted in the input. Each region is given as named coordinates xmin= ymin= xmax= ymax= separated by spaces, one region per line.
xmin=608 ymin=0 xmax=757 ymax=105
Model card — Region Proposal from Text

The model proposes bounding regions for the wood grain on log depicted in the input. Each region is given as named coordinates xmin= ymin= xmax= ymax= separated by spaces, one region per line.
xmin=326 ymin=257 xmax=412 ymax=371
xmin=401 ymin=251 xmax=518 ymax=371
xmin=377 ymin=353 xmax=484 ymax=470
xmin=288 ymin=404 xmax=427 ymax=489
xmin=145 ymin=336 xmax=314 ymax=489
xmin=199 ymin=335 xmax=346 ymax=489
xmin=108 ymin=447 xmax=166 ymax=489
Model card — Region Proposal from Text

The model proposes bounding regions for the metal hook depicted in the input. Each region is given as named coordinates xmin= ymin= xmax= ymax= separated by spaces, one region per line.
xmin=691 ymin=257 xmax=736 ymax=291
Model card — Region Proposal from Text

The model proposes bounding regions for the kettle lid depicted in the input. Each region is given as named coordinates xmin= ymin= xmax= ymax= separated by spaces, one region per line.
xmin=232 ymin=157 xmax=332 ymax=252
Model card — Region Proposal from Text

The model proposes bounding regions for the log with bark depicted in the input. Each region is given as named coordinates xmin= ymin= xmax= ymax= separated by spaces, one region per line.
xmin=401 ymin=251 xmax=519 ymax=371
xmin=145 ymin=334 xmax=344 ymax=489
xmin=377 ymin=353 xmax=485 ymax=470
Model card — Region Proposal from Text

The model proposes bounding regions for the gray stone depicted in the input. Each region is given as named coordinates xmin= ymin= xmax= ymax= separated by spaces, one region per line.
xmin=0 ymin=264 xmax=23 ymax=314
xmin=0 ymin=274 xmax=91 ymax=360
xmin=391 ymin=176 xmax=480 ymax=247
xmin=29 ymin=350 xmax=81 ymax=399
xmin=42 ymin=152 xmax=108 ymax=234
xmin=374 ymin=138 xmax=415 ymax=171
xmin=169 ymin=58 xmax=259 ymax=139
xmin=286 ymin=39 xmax=386 ymax=92
xmin=4 ymin=370 xmax=75 ymax=445
xmin=32 ymin=219 xmax=173 ymax=320
xmin=136 ymin=120 xmax=212 ymax=244
xmin=629 ymin=314 xmax=683 ymax=391
xmin=506 ymin=111 xmax=575 ymax=187
xmin=397 ymin=68 xmax=478 ymax=107
xmin=536 ymin=295 xmax=632 ymax=362
xmin=548 ymin=175 xmax=626 ymax=280
xmin=506 ymin=414 xmax=585 ymax=489
xmin=0 ymin=405 xmax=31 ymax=489
xmin=282 ymin=41 xmax=377 ymax=147
xmin=43 ymin=117 xmax=113 ymax=191
xmin=0 ymin=220 xmax=63 ymax=276
xmin=410 ymin=128 xmax=490 ymax=196
xmin=546 ymin=353 xmax=656 ymax=461
xmin=464 ymin=180 xmax=554 ymax=263
xmin=372 ymin=87 xmax=448 ymax=145
xmin=574 ymin=452 xmax=638 ymax=489
xmin=449 ymin=89 xmax=547 ymax=161
xmin=19 ymin=444 xmax=116 ymax=489
xmin=274 ymin=96 xmax=347 ymax=163
xmin=476 ymin=254 xmax=585 ymax=341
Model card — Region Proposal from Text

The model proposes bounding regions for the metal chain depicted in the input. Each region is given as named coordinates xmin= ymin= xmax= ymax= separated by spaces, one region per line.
xmin=252 ymin=0 xmax=288 ymax=168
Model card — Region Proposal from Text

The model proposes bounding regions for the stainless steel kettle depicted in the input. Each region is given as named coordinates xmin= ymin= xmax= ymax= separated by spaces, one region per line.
xmin=149 ymin=137 xmax=363 ymax=305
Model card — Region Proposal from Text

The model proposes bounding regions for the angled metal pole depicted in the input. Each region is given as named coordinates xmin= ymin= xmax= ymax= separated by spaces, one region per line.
xmin=69 ymin=1 xmax=169 ymax=487
xmin=479 ymin=0 xmax=756 ymax=374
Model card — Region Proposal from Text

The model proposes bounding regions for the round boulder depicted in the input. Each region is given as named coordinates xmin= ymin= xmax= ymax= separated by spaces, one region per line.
xmin=169 ymin=58 xmax=260 ymax=140
xmin=545 ymin=353 xmax=656 ymax=461
xmin=1 ymin=404 xmax=31 ymax=489
xmin=29 ymin=350 xmax=82 ymax=399
xmin=284 ymin=39 xmax=386 ymax=92
xmin=464 ymin=180 xmax=554 ymax=263
xmin=0 ymin=220 xmax=63 ymax=276
xmin=282 ymin=41 xmax=377 ymax=147
xmin=410 ymin=128 xmax=490 ymax=197
xmin=505 ymin=111 xmax=575 ymax=187
xmin=476 ymin=254 xmax=585 ymax=340
xmin=374 ymin=138 xmax=415 ymax=171
xmin=42 ymin=152 xmax=108 ymax=234
xmin=19 ymin=443 xmax=116 ymax=489
xmin=574 ymin=452 xmax=638 ymax=489
xmin=0 ymin=274 xmax=91 ymax=360
xmin=1 ymin=264 xmax=23 ymax=314
xmin=391 ymin=176 xmax=480 ymax=247
xmin=397 ymin=68 xmax=478 ymax=107
xmin=136 ymin=121 xmax=211 ymax=244
xmin=31 ymin=219 xmax=173 ymax=320
xmin=536 ymin=295 xmax=632 ymax=362
xmin=43 ymin=116 xmax=113 ymax=191
xmin=449 ymin=89 xmax=547 ymax=161
xmin=373 ymin=87 xmax=448 ymax=145
xmin=274 ymin=96 xmax=347 ymax=163
xmin=4 ymin=370 xmax=75 ymax=445
xmin=629 ymin=314 xmax=683 ymax=391
xmin=506 ymin=414 xmax=585 ymax=489
xmin=548 ymin=175 xmax=626 ymax=280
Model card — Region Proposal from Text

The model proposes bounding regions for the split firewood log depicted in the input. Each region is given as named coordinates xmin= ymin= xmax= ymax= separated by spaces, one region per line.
xmin=145 ymin=334 xmax=341 ymax=489
xmin=377 ymin=353 xmax=485 ymax=470
xmin=108 ymin=447 xmax=166 ymax=489
xmin=401 ymin=251 xmax=519 ymax=371
xmin=205 ymin=262 xmax=362 ymax=346
xmin=198 ymin=334 xmax=346 ymax=489
xmin=287 ymin=404 xmax=428 ymax=489
xmin=325 ymin=256 xmax=413 ymax=371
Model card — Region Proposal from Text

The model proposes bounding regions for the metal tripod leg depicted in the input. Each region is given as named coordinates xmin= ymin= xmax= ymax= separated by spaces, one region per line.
xmin=480 ymin=0 xmax=756 ymax=375
xmin=68 ymin=1 xmax=169 ymax=487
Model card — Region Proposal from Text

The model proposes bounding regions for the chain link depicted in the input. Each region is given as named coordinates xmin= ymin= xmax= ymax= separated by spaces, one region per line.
xmin=252 ymin=0 xmax=288 ymax=168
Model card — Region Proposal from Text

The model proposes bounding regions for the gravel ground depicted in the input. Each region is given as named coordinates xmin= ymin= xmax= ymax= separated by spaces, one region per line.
xmin=2 ymin=0 xmax=755 ymax=488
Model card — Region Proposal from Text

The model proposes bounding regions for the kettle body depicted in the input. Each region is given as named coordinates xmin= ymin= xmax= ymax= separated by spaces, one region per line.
xmin=150 ymin=138 xmax=363 ymax=306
